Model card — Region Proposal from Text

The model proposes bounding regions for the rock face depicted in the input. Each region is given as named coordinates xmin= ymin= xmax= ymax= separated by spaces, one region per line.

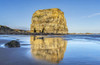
xmin=5 ymin=40 xmax=20 ymax=48
xmin=31 ymin=8 xmax=68 ymax=34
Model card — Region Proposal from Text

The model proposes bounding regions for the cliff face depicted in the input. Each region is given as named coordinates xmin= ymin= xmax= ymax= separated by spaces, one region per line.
xmin=31 ymin=8 xmax=68 ymax=34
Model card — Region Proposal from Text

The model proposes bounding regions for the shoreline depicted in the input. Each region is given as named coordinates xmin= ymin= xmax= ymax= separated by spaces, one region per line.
xmin=0 ymin=33 xmax=100 ymax=35
xmin=0 ymin=33 xmax=67 ymax=35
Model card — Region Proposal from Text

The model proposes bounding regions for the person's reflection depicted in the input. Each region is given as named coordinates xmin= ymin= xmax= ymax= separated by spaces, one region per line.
xmin=30 ymin=35 xmax=67 ymax=63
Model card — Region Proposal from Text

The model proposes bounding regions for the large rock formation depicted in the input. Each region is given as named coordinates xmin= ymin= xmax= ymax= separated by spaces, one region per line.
xmin=31 ymin=8 xmax=68 ymax=34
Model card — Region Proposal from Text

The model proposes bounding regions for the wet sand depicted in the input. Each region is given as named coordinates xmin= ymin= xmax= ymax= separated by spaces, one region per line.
xmin=0 ymin=48 xmax=56 ymax=65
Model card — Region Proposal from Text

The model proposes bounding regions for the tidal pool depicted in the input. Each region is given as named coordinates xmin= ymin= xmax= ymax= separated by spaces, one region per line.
xmin=0 ymin=35 xmax=100 ymax=65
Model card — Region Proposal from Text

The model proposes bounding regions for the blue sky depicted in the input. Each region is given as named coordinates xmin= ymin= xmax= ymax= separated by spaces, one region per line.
xmin=0 ymin=0 xmax=100 ymax=33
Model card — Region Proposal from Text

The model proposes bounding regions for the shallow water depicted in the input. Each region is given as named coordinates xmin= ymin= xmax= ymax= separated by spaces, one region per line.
xmin=0 ymin=35 xmax=100 ymax=65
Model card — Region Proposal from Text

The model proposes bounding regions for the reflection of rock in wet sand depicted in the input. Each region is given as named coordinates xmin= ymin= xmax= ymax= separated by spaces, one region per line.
xmin=30 ymin=35 xmax=67 ymax=63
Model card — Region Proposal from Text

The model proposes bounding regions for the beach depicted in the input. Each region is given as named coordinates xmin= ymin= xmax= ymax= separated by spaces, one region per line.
xmin=0 ymin=35 xmax=100 ymax=65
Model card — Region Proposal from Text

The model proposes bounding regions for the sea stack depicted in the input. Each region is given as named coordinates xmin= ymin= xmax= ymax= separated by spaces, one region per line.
xmin=31 ymin=8 xmax=68 ymax=34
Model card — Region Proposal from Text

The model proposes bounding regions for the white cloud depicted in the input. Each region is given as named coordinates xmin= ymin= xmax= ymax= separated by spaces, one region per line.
xmin=88 ymin=13 xmax=100 ymax=18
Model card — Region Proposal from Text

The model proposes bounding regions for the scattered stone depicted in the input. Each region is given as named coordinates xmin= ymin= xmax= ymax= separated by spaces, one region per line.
xmin=5 ymin=40 xmax=20 ymax=48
